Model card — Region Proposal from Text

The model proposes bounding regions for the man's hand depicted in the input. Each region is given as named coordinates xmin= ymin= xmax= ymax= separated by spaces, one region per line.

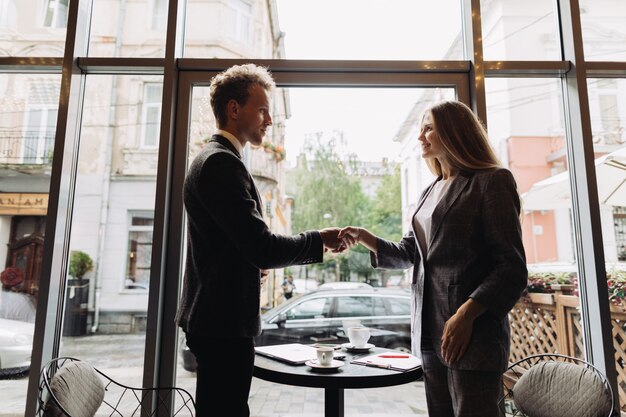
xmin=319 ymin=227 xmax=355 ymax=253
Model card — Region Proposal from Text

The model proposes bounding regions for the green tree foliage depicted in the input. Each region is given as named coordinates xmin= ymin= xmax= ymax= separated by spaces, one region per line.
xmin=366 ymin=164 xmax=403 ymax=242
xmin=289 ymin=132 xmax=403 ymax=282
xmin=291 ymin=133 xmax=369 ymax=233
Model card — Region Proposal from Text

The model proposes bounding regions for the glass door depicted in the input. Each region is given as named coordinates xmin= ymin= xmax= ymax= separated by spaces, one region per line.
xmin=170 ymin=66 xmax=466 ymax=415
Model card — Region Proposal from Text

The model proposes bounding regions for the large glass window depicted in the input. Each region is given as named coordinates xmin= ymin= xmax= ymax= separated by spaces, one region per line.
xmin=480 ymin=0 xmax=560 ymax=61
xmin=0 ymin=74 xmax=58 ymax=414
xmin=175 ymin=84 xmax=456 ymax=414
xmin=581 ymin=3 xmax=626 ymax=61
xmin=485 ymin=78 xmax=583 ymax=364
xmin=151 ymin=0 xmax=167 ymax=31
xmin=88 ymin=0 xmax=166 ymax=57
xmin=6 ymin=0 xmax=626 ymax=415
xmin=184 ymin=0 xmax=463 ymax=60
xmin=588 ymin=78 xmax=626 ymax=392
xmin=0 ymin=0 xmax=66 ymax=56
xmin=57 ymin=75 xmax=162 ymax=393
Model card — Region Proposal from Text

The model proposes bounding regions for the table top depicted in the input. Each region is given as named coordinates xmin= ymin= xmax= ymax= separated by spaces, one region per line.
xmin=253 ymin=346 xmax=423 ymax=390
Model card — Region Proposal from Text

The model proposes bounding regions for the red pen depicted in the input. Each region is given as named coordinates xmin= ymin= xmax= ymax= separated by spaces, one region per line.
xmin=378 ymin=354 xmax=410 ymax=358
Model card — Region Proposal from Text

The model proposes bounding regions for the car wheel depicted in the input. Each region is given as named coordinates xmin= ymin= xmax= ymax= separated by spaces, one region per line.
xmin=387 ymin=343 xmax=411 ymax=353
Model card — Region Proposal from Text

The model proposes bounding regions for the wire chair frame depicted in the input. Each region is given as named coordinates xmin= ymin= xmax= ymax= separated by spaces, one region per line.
xmin=499 ymin=353 xmax=615 ymax=417
xmin=37 ymin=357 xmax=196 ymax=417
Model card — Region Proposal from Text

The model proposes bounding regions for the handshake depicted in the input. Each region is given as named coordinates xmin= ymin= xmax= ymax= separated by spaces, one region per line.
xmin=319 ymin=226 xmax=363 ymax=254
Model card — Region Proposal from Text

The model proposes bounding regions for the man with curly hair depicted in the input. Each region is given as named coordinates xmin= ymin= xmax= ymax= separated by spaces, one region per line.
xmin=176 ymin=64 xmax=346 ymax=416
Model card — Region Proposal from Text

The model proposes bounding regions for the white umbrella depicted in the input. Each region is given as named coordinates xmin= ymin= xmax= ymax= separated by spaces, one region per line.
xmin=521 ymin=147 xmax=626 ymax=211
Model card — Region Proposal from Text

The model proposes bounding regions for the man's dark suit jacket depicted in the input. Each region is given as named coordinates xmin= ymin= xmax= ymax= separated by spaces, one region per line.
xmin=372 ymin=168 xmax=527 ymax=372
xmin=176 ymin=135 xmax=323 ymax=338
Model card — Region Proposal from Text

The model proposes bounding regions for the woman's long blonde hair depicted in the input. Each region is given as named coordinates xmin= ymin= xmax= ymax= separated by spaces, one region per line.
xmin=424 ymin=100 xmax=501 ymax=176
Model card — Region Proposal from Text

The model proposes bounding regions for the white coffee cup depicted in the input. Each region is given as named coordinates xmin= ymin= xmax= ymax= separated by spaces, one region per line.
xmin=316 ymin=346 xmax=334 ymax=366
xmin=347 ymin=326 xmax=371 ymax=348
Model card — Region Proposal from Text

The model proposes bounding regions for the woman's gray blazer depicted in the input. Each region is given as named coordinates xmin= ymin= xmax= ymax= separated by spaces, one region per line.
xmin=372 ymin=168 xmax=527 ymax=372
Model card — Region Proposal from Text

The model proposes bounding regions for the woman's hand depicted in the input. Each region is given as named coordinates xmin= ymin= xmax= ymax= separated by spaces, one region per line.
xmin=338 ymin=226 xmax=378 ymax=253
xmin=441 ymin=298 xmax=486 ymax=363
xmin=441 ymin=311 xmax=473 ymax=363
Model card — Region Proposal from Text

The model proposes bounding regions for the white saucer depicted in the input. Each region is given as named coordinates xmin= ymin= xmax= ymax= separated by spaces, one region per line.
xmin=341 ymin=342 xmax=375 ymax=352
xmin=305 ymin=359 xmax=344 ymax=372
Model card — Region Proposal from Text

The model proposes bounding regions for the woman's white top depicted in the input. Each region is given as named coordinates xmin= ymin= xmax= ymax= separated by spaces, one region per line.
xmin=413 ymin=178 xmax=453 ymax=255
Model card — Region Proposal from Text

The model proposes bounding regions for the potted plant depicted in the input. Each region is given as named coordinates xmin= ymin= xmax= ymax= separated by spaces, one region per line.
xmin=69 ymin=250 xmax=94 ymax=281
xmin=64 ymin=251 xmax=94 ymax=337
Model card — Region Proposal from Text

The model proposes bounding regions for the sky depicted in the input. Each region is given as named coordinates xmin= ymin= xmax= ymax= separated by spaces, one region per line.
xmin=274 ymin=0 xmax=462 ymax=165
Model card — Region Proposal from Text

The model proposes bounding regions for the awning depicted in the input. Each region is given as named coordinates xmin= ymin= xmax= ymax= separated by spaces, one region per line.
xmin=521 ymin=147 xmax=626 ymax=211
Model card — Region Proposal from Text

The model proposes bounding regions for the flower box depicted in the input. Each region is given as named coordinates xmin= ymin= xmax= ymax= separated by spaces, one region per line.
xmin=528 ymin=292 xmax=555 ymax=305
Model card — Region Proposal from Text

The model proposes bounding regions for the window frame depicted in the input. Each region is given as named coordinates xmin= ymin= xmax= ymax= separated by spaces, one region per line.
xmin=11 ymin=1 xmax=625 ymax=414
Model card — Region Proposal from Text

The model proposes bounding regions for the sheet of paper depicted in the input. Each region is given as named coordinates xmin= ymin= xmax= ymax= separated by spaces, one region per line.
xmin=351 ymin=352 xmax=421 ymax=371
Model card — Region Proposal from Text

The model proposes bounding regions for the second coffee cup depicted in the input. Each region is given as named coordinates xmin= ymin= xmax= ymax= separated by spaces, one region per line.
xmin=316 ymin=346 xmax=334 ymax=366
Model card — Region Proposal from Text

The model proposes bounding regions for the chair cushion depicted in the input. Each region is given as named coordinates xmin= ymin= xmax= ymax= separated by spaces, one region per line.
xmin=44 ymin=361 xmax=105 ymax=417
xmin=512 ymin=361 xmax=611 ymax=417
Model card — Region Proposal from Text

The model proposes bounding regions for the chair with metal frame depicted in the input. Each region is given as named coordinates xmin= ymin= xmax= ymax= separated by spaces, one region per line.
xmin=36 ymin=356 xmax=195 ymax=417
xmin=499 ymin=353 xmax=614 ymax=417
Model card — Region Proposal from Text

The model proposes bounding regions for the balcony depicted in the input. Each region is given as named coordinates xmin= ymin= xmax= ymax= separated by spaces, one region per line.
xmin=0 ymin=133 xmax=54 ymax=166
xmin=0 ymin=134 xmax=53 ymax=192
xmin=249 ymin=147 xmax=280 ymax=185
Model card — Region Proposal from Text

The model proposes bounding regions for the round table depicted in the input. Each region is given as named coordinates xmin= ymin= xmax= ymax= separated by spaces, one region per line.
xmin=253 ymin=346 xmax=423 ymax=417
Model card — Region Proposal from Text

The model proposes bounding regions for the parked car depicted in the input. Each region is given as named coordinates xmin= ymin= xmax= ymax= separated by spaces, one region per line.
xmin=318 ymin=281 xmax=373 ymax=290
xmin=180 ymin=287 xmax=412 ymax=372
xmin=292 ymin=278 xmax=318 ymax=295
xmin=0 ymin=318 xmax=34 ymax=378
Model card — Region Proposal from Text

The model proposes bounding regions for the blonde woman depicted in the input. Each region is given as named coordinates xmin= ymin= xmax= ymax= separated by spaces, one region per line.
xmin=339 ymin=101 xmax=527 ymax=417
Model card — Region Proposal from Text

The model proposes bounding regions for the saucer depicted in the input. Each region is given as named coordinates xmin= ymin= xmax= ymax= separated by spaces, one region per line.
xmin=305 ymin=359 xmax=344 ymax=372
xmin=341 ymin=342 xmax=375 ymax=353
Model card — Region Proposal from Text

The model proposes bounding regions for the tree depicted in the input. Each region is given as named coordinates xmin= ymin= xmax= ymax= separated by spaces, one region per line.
xmin=289 ymin=132 xmax=369 ymax=281
xmin=291 ymin=132 xmax=369 ymax=233
xmin=346 ymin=164 xmax=403 ymax=284
xmin=366 ymin=164 xmax=403 ymax=242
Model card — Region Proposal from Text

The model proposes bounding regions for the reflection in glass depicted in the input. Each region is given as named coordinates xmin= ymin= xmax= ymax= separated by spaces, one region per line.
xmin=0 ymin=73 xmax=58 ymax=413
xmin=581 ymin=3 xmax=626 ymax=61
xmin=88 ymin=0 xmax=167 ymax=57
xmin=42 ymin=0 xmax=69 ymax=28
xmin=480 ymin=0 xmax=560 ymax=61
xmin=485 ymin=78 xmax=585 ymax=363
xmin=184 ymin=0 xmax=463 ymax=60
xmin=0 ymin=0 xmax=66 ymax=57
xmin=588 ymin=78 xmax=626 ymax=410
xmin=58 ymin=75 xmax=162 ymax=396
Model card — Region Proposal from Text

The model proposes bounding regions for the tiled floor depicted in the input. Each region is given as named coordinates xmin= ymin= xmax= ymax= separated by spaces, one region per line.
xmin=0 ymin=333 xmax=429 ymax=416
xmin=249 ymin=377 xmax=428 ymax=416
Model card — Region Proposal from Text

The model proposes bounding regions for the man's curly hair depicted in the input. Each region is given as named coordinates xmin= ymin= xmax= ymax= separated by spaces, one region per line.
xmin=210 ymin=63 xmax=275 ymax=127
